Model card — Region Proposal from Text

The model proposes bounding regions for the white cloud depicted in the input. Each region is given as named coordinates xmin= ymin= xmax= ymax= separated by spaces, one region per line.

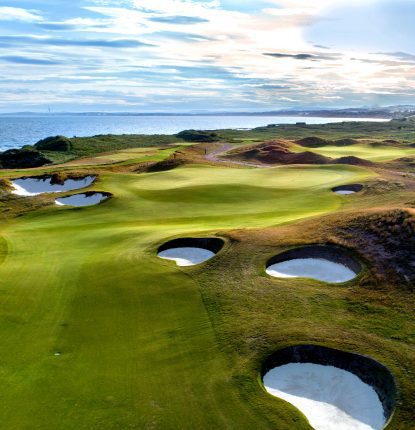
xmin=0 ymin=0 xmax=414 ymax=110
xmin=0 ymin=7 xmax=42 ymax=22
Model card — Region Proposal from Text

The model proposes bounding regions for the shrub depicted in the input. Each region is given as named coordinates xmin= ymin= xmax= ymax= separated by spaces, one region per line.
xmin=35 ymin=135 xmax=72 ymax=151
xmin=176 ymin=130 xmax=219 ymax=142
xmin=0 ymin=149 xmax=52 ymax=169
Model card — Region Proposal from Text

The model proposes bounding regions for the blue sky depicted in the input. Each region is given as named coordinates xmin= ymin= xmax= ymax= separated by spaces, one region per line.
xmin=0 ymin=0 xmax=414 ymax=112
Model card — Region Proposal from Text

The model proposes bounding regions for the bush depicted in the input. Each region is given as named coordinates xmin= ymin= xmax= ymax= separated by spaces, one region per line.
xmin=0 ymin=149 xmax=52 ymax=169
xmin=35 ymin=135 xmax=72 ymax=151
xmin=176 ymin=130 xmax=219 ymax=142
xmin=296 ymin=136 xmax=330 ymax=147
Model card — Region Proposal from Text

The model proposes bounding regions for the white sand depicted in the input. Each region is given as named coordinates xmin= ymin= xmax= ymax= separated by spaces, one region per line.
xmin=335 ymin=190 xmax=356 ymax=195
xmin=158 ymin=247 xmax=215 ymax=266
xmin=264 ymin=363 xmax=385 ymax=430
xmin=55 ymin=193 xmax=108 ymax=207
xmin=11 ymin=176 xmax=95 ymax=196
xmin=266 ymin=258 xmax=357 ymax=283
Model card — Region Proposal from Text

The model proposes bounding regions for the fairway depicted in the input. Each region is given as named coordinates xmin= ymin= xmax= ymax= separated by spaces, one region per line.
xmin=64 ymin=146 xmax=184 ymax=167
xmin=0 ymin=164 xmax=374 ymax=429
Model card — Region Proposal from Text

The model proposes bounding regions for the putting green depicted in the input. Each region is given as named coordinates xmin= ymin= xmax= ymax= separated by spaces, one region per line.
xmin=0 ymin=164 xmax=374 ymax=429
xmin=291 ymin=143 xmax=415 ymax=162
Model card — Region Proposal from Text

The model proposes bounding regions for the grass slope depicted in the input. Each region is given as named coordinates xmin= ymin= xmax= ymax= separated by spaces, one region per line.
xmin=292 ymin=143 xmax=415 ymax=162
xmin=0 ymin=164 xmax=373 ymax=429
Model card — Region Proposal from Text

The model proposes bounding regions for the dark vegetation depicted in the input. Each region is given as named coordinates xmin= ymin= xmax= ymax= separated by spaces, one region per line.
xmin=145 ymin=157 xmax=185 ymax=172
xmin=335 ymin=209 xmax=415 ymax=287
xmin=296 ymin=137 xmax=330 ymax=147
xmin=35 ymin=135 xmax=72 ymax=151
xmin=0 ymin=148 xmax=52 ymax=169
xmin=176 ymin=129 xmax=220 ymax=142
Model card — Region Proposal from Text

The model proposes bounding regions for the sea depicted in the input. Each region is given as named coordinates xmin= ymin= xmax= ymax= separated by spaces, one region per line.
xmin=0 ymin=115 xmax=389 ymax=151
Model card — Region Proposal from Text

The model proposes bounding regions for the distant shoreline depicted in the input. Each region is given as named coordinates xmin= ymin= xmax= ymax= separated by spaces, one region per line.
xmin=0 ymin=111 xmax=394 ymax=119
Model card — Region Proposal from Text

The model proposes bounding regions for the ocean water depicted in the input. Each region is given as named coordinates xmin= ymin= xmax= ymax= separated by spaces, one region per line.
xmin=0 ymin=115 xmax=388 ymax=151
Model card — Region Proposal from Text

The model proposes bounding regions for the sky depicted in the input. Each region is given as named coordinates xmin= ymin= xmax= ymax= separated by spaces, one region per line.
xmin=0 ymin=0 xmax=414 ymax=112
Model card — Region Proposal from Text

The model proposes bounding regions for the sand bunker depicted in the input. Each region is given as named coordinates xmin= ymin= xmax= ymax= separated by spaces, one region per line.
xmin=262 ymin=345 xmax=396 ymax=430
xmin=266 ymin=245 xmax=361 ymax=283
xmin=333 ymin=184 xmax=363 ymax=195
xmin=157 ymin=237 xmax=224 ymax=267
xmin=55 ymin=192 xmax=109 ymax=207
xmin=158 ymin=247 xmax=215 ymax=266
xmin=265 ymin=363 xmax=385 ymax=430
xmin=266 ymin=258 xmax=357 ymax=283
xmin=11 ymin=175 xmax=96 ymax=196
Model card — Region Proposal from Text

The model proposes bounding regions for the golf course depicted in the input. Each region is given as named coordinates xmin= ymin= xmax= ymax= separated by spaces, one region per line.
xmin=0 ymin=121 xmax=414 ymax=429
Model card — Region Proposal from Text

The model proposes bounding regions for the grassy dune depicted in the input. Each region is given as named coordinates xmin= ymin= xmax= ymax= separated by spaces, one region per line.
xmin=0 ymin=164 xmax=376 ymax=429
xmin=294 ymin=143 xmax=415 ymax=162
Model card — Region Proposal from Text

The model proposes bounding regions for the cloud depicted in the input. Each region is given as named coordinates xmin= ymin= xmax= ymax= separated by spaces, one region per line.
xmin=0 ymin=56 xmax=61 ymax=65
xmin=380 ymin=52 xmax=415 ymax=63
xmin=130 ymin=0 xmax=219 ymax=16
xmin=0 ymin=0 xmax=414 ymax=112
xmin=0 ymin=7 xmax=42 ymax=22
xmin=0 ymin=35 xmax=153 ymax=49
xmin=150 ymin=31 xmax=214 ymax=42
xmin=149 ymin=15 xmax=209 ymax=24
xmin=263 ymin=52 xmax=340 ymax=61
xmin=36 ymin=22 xmax=79 ymax=31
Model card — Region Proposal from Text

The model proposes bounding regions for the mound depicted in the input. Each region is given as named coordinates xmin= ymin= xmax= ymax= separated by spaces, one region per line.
xmin=176 ymin=130 xmax=219 ymax=142
xmin=380 ymin=139 xmax=401 ymax=146
xmin=0 ymin=178 xmax=12 ymax=196
xmin=146 ymin=157 xmax=185 ymax=172
xmin=226 ymin=142 xmax=332 ymax=165
xmin=336 ymin=209 xmax=415 ymax=287
xmin=332 ymin=156 xmax=374 ymax=166
xmin=0 ymin=149 xmax=52 ymax=169
xmin=334 ymin=138 xmax=359 ymax=146
xmin=35 ymin=135 xmax=72 ymax=152
xmin=226 ymin=141 xmax=379 ymax=166
xmin=296 ymin=137 xmax=330 ymax=147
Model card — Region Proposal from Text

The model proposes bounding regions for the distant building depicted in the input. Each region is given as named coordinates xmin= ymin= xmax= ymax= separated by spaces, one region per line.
xmin=296 ymin=122 xmax=307 ymax=126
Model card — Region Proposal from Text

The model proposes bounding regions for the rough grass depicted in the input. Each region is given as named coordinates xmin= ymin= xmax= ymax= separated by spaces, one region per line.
xmin=194 ymin=212 xmax=415 ymax=429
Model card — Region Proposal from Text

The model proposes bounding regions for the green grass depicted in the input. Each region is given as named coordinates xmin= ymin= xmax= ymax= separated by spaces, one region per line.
xmin=64 ymin=146 xmax=187 ymax=168
xmin=40 ymin=134 xmax=182 ymax=164
xmin=291 ymin=143 xmax=415 ymax=162
xmin=0 ymin=164 xmax=377 ymax=429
